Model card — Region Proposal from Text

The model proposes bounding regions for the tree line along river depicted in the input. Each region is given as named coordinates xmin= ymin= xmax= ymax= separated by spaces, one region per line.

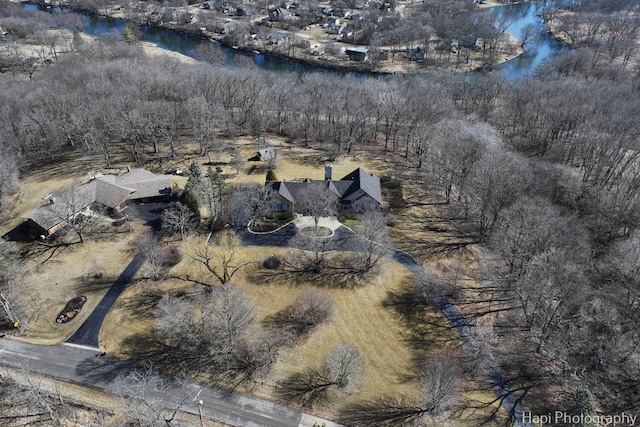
xmin=23 ymin=0 xmax=568 ymax=80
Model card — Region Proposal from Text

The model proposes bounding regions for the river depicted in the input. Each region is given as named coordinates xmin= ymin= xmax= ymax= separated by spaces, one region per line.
xmin=491 ymin=0 xmax=568 ymax=80
xmin=23 ymin=1 xmax=568 ymax=80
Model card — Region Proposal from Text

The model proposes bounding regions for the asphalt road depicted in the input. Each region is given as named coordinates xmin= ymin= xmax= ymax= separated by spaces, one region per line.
xmin=0 ymin=338 xmax=302 ymax=427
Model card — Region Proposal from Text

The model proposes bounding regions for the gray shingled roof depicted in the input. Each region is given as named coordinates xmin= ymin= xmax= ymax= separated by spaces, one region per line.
xmin=22 ymin=169 xmax=173 ymax=232
xmin=22 ymin=181 xmax=102 ymax=231
xmin=94 ymin=179 xmax=133 ymax=209
xmin=265 ymin=181 xmax=295 ymax=204
xmin=264 ymin=168 xmax=381 ymax=206
xmin=284 ymin=180 xmax=340 ymax=203
xmin=115 ymin=169 xmax=173 ymax=200
xmin=338 ymin=168 xmax=382 ymax=204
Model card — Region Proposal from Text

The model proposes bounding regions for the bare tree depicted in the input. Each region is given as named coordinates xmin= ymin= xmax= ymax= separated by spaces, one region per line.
xmin=417 ymin=349 xmax=463 ymax=416
xmin=115 ymin=364 xmax=189 ymax=427
xmin=519 ymin=23 xmax=538 ymax=49
xmin=323 ymin=343 xmax=363 ymax=390
xmin=230 ymin=146 xmax=245 ymax=175
xmin=277 ymin=343 xmax=362 ymax=408
xmin=490 ymin=196 xmax=590 ymax=281
xmin=139 ymin=231 xmax=166 ymax=280
xmin=224 ymin=328 xmax=290 ymax=386
xmin=350 ymin=212 xmax=392 ymax=274
xmin=154 ymin=294 xmax=196 ymax=353
xmin=229 ymin=183 xmax=277 ymax=229
xmin=287 ymin=233 xmax=332 ymax=274
xmin=424 ymin=118 xmax=487 ymax=204
xmin=340 ymin=348 xmax=463 ymax=426
xmin=265 ymin=288 xmax=335 ymax=338
xmin=191 ymin=231 xmax=248 ymax=285
xmin=295 ymin=182 xmax=338 ymax=230
xmin=461 ymin=147 xmax=532 ymax=242
xmin=162 ymin=202 xmax=195 ymax=240
xmin=155 ymin=285 xmax=257 ymax=375
xmin=0 ymin=146 xmax=19 ymax=215
xmin=0 ymin=241 xmax=25 ymax=327
xmin=0 ymin=367 xmax=72 ymax=424
xmin=204 ymin=284 xmax=257 ymax=357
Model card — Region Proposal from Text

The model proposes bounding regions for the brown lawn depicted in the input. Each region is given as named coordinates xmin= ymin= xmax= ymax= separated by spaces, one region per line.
xmin=103 ymin=244 xmax=431 ymax=417
xmin=6 ymin=138 xmax=509 ymax=425
xmin=14 ymin=228 xmax=141 ymax=345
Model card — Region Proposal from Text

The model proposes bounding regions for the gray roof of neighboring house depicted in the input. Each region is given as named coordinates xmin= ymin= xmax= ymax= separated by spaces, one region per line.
xmin=94 ymin=179 xmax=133 ymax=209
xmin=345 ymin=47 xmax=369 ymax=54
xmin=22 ymin=180 xmax=106 ymax=232
xmin=113 ymin=168 xmax=173 ymax=200
xmin=272 ymin=7 xmax=292 ymax=15
xmin=22 ymin=168 xmax=173 ymax=232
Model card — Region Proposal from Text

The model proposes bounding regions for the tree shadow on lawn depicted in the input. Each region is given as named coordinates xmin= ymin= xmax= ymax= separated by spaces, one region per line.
xmin=262 ymin=306 xmax=323 ymax=344
xmin=381 ymin=276 xmax=463 ymax=366
xmin=117 ymin=290 xmax=163 ymax=320
xmin=19 ymin=241 xmax=75 ymax=266
xmin=71 ymin=275 xmax=124 ymax=294
xmin=392 ymin=229 xmax=476 ymax=262
xmin=248 ymin=266 xmax=365 ymax=289
xmin=291 ymin=149 xmax=335 ymax=167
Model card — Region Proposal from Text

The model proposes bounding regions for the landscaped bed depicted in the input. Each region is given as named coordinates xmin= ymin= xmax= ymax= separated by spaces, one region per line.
xmin=55 ymin=296 xmax=87 ymax=324
xmin=299 ymin=226 xmax=332 ymax=237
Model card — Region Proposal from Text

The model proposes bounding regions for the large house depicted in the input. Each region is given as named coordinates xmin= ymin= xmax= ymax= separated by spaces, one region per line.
xmin=22 ymin=168 xmax=175 ymax=238
xmin=265 ymin=166 xmax=382 ymax=213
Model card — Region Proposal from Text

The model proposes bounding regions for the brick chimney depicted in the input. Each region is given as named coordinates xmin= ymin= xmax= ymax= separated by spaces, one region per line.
xmin=325 ymin=164 xmax=333 ymax=181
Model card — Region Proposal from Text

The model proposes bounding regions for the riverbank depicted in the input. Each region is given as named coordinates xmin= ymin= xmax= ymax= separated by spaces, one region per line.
xmin=15 ymin=0 xmax=524 ymax=75
xmin=477 ymin=0 xmax=533 ymax=9
xmin=543 ymin=6 xmax=640 ymax=69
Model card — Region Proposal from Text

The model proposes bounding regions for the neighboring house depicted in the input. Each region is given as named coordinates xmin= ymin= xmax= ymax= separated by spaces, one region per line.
xmin=21 ymin=168 xmax=174 ymax=238
xmin=410 ymin=46 xmax=426 ymax=62
xmin=269 ymin=7 xmax=293 ymax=21
xmin=236 ymin=6 xmax=251 ymax=16
xmin=345 ymin=47 xmax=369 ymax=61
xmin=265 ymin=166 xmax=382 ymax=213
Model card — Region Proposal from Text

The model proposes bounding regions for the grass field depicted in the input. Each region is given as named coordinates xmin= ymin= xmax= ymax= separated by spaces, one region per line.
xmin=14 ymin=230 xmax=140 ymax=345
xmin=101 ymin=242 xmax=455 ymax=417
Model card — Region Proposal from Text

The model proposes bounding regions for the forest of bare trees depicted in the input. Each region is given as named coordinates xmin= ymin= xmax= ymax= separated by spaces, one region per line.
xmin=2 ymin=0 xmax=640 ymax=422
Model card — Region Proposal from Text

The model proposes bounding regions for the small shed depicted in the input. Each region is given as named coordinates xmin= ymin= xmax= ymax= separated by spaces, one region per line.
xmin=249 ymin=148 xmax=276 ymax=162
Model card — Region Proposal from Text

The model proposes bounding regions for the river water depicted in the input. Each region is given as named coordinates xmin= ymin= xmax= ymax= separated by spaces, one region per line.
xmin=23 ymin=1 xmax=567 ymax=80
xmin=491 ymin=0 xmax=568 ymax=80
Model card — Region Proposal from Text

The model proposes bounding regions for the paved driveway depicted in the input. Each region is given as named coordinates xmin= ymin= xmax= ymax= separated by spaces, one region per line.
xmin=66 ymin=203 xmax=166 ymax=349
